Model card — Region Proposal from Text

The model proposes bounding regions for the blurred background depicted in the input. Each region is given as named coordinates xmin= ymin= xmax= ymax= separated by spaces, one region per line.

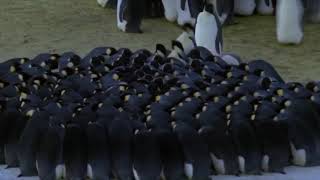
xmin=0 ymin=0 xmax=319 ymax=82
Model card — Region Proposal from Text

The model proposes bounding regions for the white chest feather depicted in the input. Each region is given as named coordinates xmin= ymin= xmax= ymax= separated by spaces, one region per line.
xmin=257 ymin=0 xmax=274 ymax=15
xmin=276 ymin=0 xmax=304 ymax=44
xmin=87 ymin=164 xmax=93 ymax=179
xmin=290 ymin=142 xmax=307 ymax=166
xmin=162 ymin=0 xmax=178 ymax=22
xmin=184 ymin=163 xmax=194 ymax=179
xmin=176 ymin=31 xmax=195 ymax=54
xmin=262 ymin=155 xmax=270 ymax=172
xmin=208 ymin=0 xmax=228 ymax=24
xmin=210 ymin=153 xmax=226 ymax=174
xmin=234 ymin=0 xmax=256 ymax=15
xmin=55 ymin=164 xmax=66 ymax=179
xmin=177 ymin=0 xmax=196 ymax=26
xmin=195 ymin=11 xmax=221 ymax=56
xmin=238 ymin=155 xmax=246 ymax=173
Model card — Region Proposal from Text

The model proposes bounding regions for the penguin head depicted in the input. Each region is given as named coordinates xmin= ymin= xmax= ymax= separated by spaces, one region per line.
xmin=204 ymin=2 xmax=214 ymax=15
xmin=171 ymin=40 xmax=184 ymax=53
xmin=182 ymin=23 xmax=195 ymax=34
xmin=306 ymin=81 xmax=320 ymax=93
xmin=155 ymin=44 xmax=168 ymax=58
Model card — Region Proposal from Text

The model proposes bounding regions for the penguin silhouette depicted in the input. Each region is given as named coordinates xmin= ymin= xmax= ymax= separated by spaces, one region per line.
xmin=86 ymin=121 xmax=112 ymax=180
xmin=36 ymin=117 xmax=66 ymax=180
xmin=108 ymin=113 xmax=134 ymax=180
xmin=132 ymin=129 xmax=162 ymax=180
xmin=173 ymin=121 xmax=211 ymax=180
xmin=117 ymin=0 xmax=145 ymax=33
xmin=63 ymin=123 xmax=88 ymax=180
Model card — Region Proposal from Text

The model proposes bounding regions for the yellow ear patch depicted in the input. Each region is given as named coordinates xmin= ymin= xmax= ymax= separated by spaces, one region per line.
xmin=10 ymin=66 xmax=16 ymax=72
xmin=124 ymin=95 xmax=131 ymax=102
xmin=181 ymin=84 xmax=189 ymax=89
xmin=20 ymin=92 xmax=28 ymax=101
xmin=112 ymin=74 xmax=119 ymax=80
xmin=251 ymin=114 xmax=256 ymax=121
xmin=155 ymin=95 xmax=161 ymax=102
xmin=225 ymin=105 xmax=232 ymax=113
xmin=26 ymin=109 xmax=35 ymax=117
xmin=284 ymin=100 xmax=292 ymax=107
xmin=193 ymin=92 xmax=201 ymax=98
xmin=277 ymin=89 xmax=284 ymax=96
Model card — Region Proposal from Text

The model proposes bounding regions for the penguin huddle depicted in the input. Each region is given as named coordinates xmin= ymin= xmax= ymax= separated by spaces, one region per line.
xmin=97 ymin=0 xmax=320 ymax=45
xmin=1 ymin=24 xmax=320 ymax=179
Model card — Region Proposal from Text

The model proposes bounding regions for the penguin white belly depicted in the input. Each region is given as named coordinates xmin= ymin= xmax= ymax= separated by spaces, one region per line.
xmin=162 ymin=0 xmax=178 ymax=22
xmin=195 ymin=12 xmax=220 ymax=56
xmin=208 ymin=0 xmax=228 ymax=24
xmin=97 ymin=0 xmax=109 ymax=7
xmin=257 ymin=0 xmax=274 ymax=15
xmin=117 ymin=0 xmax=128 ymax=32
xmin=87 ymin=164 xmax=93 ymax=179
xmin=277 ymin=0 xmax=304 ymax=44
xmin=55 ymin=164 xmax=66 ymax=179
xmin=177 ymin=1 xmax=195 ymax=26
xmin=262 ymin=155 xmax=270 ymax=172
xmin=290 ymin=142 xmax=307 ymax=166
xmin=184 ymin=163 xmax=193 ymax=179
xmin=210 ymin=153 xmax=226 ymax=174
xmin=234 ymin=0 xmax=256 ymax=16
xmin=238 ymin=155 xmax=246 ymax=174
xmin=133 ymin=166 xmax=141 ymax=180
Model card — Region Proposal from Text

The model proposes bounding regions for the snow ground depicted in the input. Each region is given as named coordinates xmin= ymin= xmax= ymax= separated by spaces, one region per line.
xmin=1 ymin=165 xmax=320 ymax=180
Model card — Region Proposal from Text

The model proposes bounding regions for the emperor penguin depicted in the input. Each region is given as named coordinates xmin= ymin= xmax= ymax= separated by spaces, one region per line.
xmin=195 ymin=3 xmax=223 ymax=56
xmin=162 ymin=0 xmax=178 ymax=22
xmin=117 ymin=0 xmax=145 ymax=33
xmin=257 ymin=0 xmax=275 ymax=15
xmin=208 ymin=0 xmax=235 ymax=25
xmin=276 ymin=0 xmax=304 ymax=44
xmin=175 ymin=24 xmax=196 ymax=55
xmin=176 ymin=0 xmax=204 ymax=26
xmin=234 ymin=0 xmax=256 ymax=16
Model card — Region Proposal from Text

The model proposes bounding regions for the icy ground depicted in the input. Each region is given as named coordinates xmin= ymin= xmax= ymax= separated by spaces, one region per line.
xmin=1 ymin=165 xmax=320 ymax=180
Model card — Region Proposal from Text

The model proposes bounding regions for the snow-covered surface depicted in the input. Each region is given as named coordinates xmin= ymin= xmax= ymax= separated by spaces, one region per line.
xmin=1 ymin=165 xmax=320 ymax=180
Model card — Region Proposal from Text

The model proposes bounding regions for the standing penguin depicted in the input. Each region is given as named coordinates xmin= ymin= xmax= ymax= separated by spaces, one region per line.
xmin=208 ymin=0 xmax=235 ymax=25
xmin=234 ymin=0 xmax=256 ymax=16
xmin=117 ymin=0 xmax=145 ymax=33
xmin=276 ymin=0 xmax=304 ymax=44
xmin=132 ymin=129 xmax=162 ymax=180
xmin=257 ymin=0 xmax=275 ymax=15
xmin=86 ymin=121 xmax=111 ymax=180
xmin=63 ymin=123 xmax=88 ymax=180
xmin=162 ymin=0 xmax=178 ymax=22
xmin=176 ymin=0 xmax=204 ymax=26
xmin=195 ymin=3 xmax=223 ymax=56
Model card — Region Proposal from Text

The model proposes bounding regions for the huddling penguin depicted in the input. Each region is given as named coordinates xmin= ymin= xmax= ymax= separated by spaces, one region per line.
xmin=1 ymin=2 xmax=320 ymax=180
